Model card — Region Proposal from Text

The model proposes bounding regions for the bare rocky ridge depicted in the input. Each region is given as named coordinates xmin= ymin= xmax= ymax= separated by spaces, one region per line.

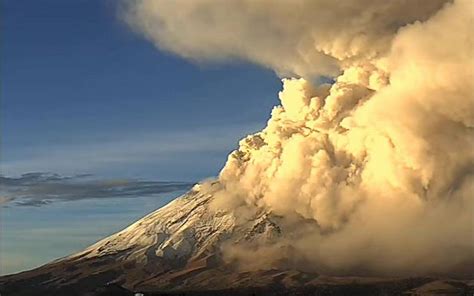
xmin=0 ymin=183 xmax=472 ymax=296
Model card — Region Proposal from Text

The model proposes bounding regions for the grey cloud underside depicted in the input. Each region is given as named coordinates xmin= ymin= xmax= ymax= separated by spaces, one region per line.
xmin=0 ymin=172 xmax=194 ymax=207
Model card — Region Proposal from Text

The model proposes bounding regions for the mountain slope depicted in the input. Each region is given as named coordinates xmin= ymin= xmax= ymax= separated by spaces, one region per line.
xmin=0 ymin=182 xmax=472 ymax=296
xmin=0 ymin=182 xmax=292 ymax=294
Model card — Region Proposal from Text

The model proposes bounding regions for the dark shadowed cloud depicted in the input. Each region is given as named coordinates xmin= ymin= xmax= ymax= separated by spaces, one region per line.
xmin=0 ymin=172 xmax=194 ymax=207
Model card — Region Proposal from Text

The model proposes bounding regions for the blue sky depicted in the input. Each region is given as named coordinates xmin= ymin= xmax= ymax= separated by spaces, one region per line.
xmin=2 ymin=0 xmax=281 ymax=181
xmin=0 ymin=0 xmax=282 ymax=275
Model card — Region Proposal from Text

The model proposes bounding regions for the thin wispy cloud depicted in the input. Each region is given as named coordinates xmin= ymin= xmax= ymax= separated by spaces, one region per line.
xmin=0 ymin=172 xmax=193 ymax=207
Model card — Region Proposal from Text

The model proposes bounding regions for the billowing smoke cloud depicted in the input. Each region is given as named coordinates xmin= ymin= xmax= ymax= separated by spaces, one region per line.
xmin=124 ymin=0 xmax=473 ymax=276
xmin=123 ymin=0 xmax=448 ymax=78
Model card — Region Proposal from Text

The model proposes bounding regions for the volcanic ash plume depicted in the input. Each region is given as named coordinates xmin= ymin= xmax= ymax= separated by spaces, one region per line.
xmin=124 ymin=0 xmax=449 ymax=77
xmin=125 ymin=0 xmax=474 ymax=275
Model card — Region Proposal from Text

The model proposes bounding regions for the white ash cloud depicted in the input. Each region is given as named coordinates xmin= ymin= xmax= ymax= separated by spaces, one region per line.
xmin=122 ymin=0 xmax=448 ymax=78
xmin=123 ymin=0 xmax=473 ymax=275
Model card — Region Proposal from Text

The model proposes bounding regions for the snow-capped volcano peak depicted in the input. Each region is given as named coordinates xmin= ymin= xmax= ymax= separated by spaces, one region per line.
xmin=71 ymin=181 xmax=282 ymax=271
xmin=79 ymin=182 xmax=235 ymax=261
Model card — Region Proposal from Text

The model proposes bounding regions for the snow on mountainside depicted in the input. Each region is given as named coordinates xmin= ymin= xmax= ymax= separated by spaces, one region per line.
xmin=72 ymin=181 xmax=281 ymax=265
xmin=77 ymin=182 xmax=237 ymax=262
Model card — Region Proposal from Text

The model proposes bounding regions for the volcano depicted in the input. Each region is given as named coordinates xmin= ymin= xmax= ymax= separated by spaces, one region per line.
xmin=1 ymin=182 xmax=472 ymax=296
xmin=2 ymin=0 xmax=474 ymax=295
